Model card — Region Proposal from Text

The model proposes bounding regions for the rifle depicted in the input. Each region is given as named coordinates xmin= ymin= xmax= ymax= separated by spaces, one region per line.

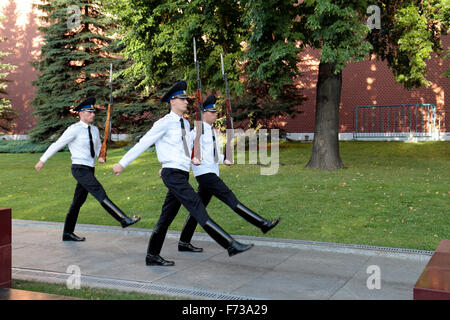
xmin=99 ymin=63 xmax=113 ymax=162
xmin=191 ymin=37 xmax=203 ymax=165
xmin=220 ymin=53 xmax=234 ymax=164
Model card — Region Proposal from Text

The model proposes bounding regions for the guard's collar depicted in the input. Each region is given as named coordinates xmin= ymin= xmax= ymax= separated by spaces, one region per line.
xmin=202 ymin=121 xmax=212 ymax=130
xmin=79 ymin=120 xmax=90 ymax=128
xmin=169 ymin=111 xmax=184 ymax=120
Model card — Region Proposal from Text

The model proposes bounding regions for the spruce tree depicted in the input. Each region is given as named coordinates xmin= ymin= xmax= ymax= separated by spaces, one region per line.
xmin=0 ymin=16 xmax=17 ymax=134
xmin=30 ymin=0 xmax=121 ymax=142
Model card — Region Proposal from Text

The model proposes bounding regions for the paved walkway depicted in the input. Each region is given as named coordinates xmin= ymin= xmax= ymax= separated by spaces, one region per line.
xmin=11 ymin=219 xmax=432 ymax=300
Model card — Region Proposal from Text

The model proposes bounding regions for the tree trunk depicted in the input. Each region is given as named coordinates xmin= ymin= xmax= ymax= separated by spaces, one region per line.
xmin=305 ymin=61 xmax=344 ymax=170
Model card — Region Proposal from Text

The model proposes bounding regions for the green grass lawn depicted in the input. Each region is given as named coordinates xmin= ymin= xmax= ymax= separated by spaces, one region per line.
xmin=11 ymin=279 xmax=186 ymax=300
xmin=1 ymin=141 xmax=448 ymax=251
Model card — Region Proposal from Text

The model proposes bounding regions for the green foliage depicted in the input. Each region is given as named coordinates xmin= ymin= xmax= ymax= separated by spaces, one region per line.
xmin=443 ymin=51 xmax=450 ymax=78
xmin=0 ymin=16 xmax=17 ymax=133
xmin=246 ymin=0 xmax=447 ymax=90
xmin=0 ymin=99 xmax=17 ymax=133
xmin=110 ymin=0 xmax=247 ymax=93
xmin=109 ymin=60 xmax=170 ymax=142
xmin=243 ymin=0 xmax=373 ymax=89
xmin=367 ymin=0 xmax=447 ymax=89
xmin=226 ymin=79 xmax=306 ymax=132
xmin=109 ymin=0 xmax=304 ymax=135
xmin=30 ymin=0 xmax=448 ymax=140
xmin=29 ymin=0 xmax=123 ymax=142
xmin=392 ymin=5 xmax=434 ymax=87
xmin=302 ymin=0 xmax=372 ymax=73
xmin=242 ymin=0 xmax=305 ymax=98
xmin=0 ymin=139 xmax=57 ymax=153
xmin=439 ymin=0 xmax=450 ymax=78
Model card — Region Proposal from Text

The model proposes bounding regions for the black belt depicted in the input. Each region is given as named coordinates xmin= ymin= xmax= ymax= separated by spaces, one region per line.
xmin=71 ymin=164 xmax=94 ymax=170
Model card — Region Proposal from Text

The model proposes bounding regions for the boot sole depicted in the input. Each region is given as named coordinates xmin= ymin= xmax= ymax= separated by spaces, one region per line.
xmin=145 ymin=261 xmax=175 ymax=266
xmin=228 ymin=244 xmax=254 ymax=257
xmin=178 ymin=248 xmax=204 ymax=252
xmin=122 ymin=217 xmax=141 ymax=228
xmin=261 ymin=218 xmax=281 ymax=234
xmin=62 ymin=234 xmax=86 ymax=241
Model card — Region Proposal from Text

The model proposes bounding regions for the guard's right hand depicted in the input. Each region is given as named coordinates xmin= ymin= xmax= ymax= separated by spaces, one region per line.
xmin=224 ymin=159 xmax=233 ymax=166
xmin=35 ymin=161 xmax=44 ymax=172
xmin=192 ymin=157 xmax=201 ymax=166
xmin=113 ymin=163 xmax=123 ymax=176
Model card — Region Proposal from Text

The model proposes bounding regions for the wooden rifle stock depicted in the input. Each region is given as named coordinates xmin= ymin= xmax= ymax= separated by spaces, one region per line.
xmin=191 ymin=37 xmax=203 ymax=163
xmin=191 ymin=89 xmax=203 ymax=161
xmin=224 ymin=98 xmax=234 ymax=163
xmin=221 ymin=53 xmax=234 ymax=163
xmin=99 ymin=103 xmax=112 ymax=160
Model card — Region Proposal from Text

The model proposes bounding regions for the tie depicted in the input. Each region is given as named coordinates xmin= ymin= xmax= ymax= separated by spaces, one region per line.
xmin=179 ymin=118 xmax=190 ymax=157
xmin=211 ymin=127 xmax=218 ymax=163
xmin=88 ymin=126 xmax=95 ymax=158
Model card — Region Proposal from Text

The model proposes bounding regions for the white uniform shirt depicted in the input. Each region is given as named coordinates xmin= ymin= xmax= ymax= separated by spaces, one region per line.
xmin=40 ymin=121 xmax=101 ymax=167
xmin=191 ymin=122 xmax=224 ymax=177
xmin=118 ymin=111 xmax=192 ymax=172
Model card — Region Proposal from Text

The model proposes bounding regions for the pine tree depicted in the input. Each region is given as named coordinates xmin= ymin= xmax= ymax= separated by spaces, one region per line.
xmin=29 ymin=0 xmax=121 ymax=142
xmin=0 ymin=16 xmax=17 ymax=134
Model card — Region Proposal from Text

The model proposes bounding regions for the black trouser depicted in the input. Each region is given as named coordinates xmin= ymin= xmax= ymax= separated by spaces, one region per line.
xmin=179 ymin=173 xmax=239 ymax=243
xmin=147 ymin=168 xmax=211 ymax=255
xmin=64 ymin=164 xmax=107 ymax=234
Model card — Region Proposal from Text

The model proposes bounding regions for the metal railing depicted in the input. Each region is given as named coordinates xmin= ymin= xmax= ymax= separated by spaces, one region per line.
xmin=353 ymin=104 xmax=436 ymax=140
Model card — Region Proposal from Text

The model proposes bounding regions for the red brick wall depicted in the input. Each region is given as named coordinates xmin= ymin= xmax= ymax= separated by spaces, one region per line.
xmin=0 ymin=0 xmax=41 ymax=135
xmin=1 ymin=0 xmax=449 ymax=134
xmin=0 ymin=208 xmax=12 ymax=288
xmin=284 ymin=36 xmax=449 ymax=133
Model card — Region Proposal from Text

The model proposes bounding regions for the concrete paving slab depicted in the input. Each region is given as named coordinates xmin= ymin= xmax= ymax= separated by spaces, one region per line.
xmin=272 ymin=250 xmax=371 ymax=278
xmin=233 ymin=269 xmax=348 ymax=300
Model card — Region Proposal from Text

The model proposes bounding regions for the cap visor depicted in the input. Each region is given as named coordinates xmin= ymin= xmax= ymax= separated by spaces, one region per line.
xmin=81 ymin=108 xmax=95 ymax=112
xmin=173 ymin=94 xmax=189 ymax=100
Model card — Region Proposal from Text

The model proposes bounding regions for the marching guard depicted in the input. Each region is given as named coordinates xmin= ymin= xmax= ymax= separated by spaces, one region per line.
xmin=113 ymin=81 xmax=253 ymax=266
xmin=178 ymin=95 xmax=281 ymax=253
xmin=35 ymin=97 xmax=141 ymax=242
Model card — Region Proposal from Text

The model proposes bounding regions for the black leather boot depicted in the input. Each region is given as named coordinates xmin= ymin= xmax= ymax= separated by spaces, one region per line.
xmin=235 ymin=203 xmax=281 ymax=234
xmin=100 ymin=197 xmax=141 ymax=228
xmin=202 ymin=219 xmax=253 ymax=257
xmin=178 ymin=215 xmax=203 ymax=252
xmin=146 ymin=226 xmax=174 ymax=266
xmin=62 ymin=232 xmax=86 ymax=241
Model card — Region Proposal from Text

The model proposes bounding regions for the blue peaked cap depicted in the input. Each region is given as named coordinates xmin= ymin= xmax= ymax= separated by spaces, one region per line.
xmin=202 ymin=95 xmax=217 ymax=112
xmin=73 ymin=96 xmax=96 ymax=112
